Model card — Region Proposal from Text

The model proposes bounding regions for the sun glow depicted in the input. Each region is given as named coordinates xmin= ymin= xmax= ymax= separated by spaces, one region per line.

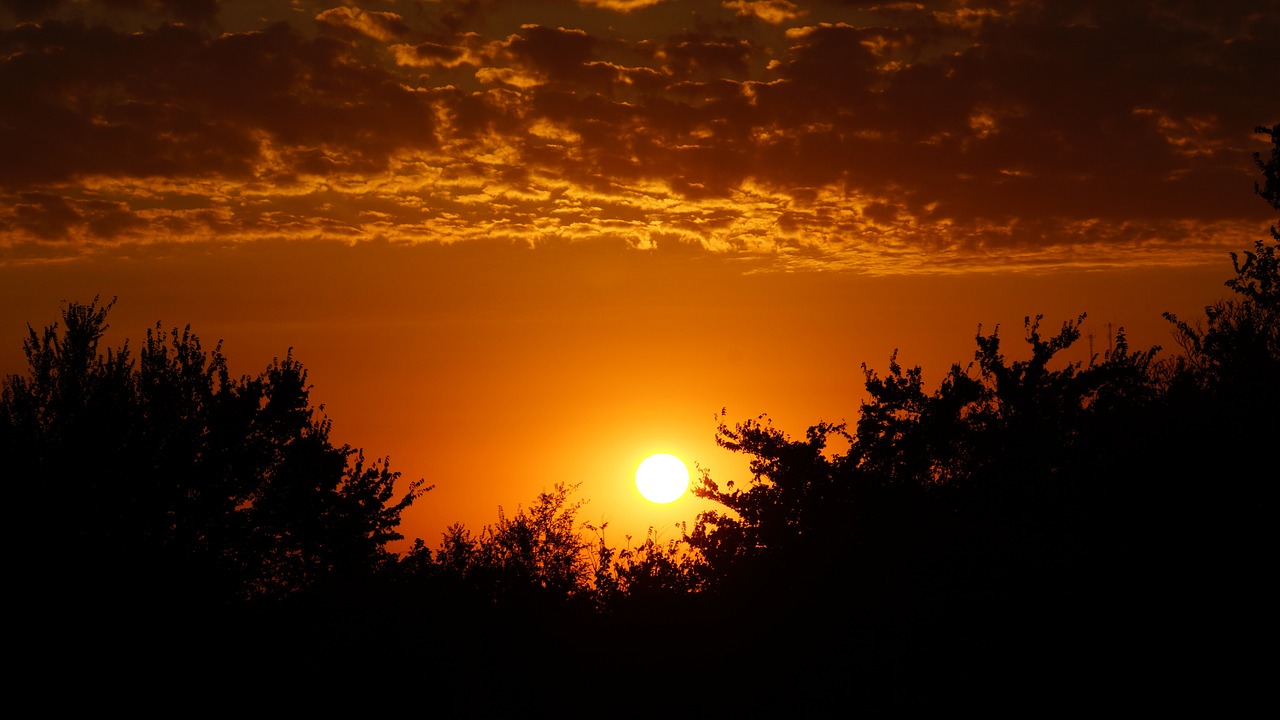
xmin=635 ymin=453 xmax=690 ymax=504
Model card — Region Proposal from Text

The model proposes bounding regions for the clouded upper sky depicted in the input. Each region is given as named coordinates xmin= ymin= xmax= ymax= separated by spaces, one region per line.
xmin=4 ymin=0 xmax=1276 ymax=269
xmin=2 ymin=0 xmax=1277 ymax=547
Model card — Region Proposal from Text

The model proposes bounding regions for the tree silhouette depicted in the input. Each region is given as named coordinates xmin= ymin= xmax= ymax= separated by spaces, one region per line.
xmin=1 ymin=298 xmax=427 ymax=628
xmin=427 ymin=483 xmax=594 ymax=607
xmin=687 ymin=412 xmax=852 ymax=603
xmin=1148 ymin=123 xmax=1279 ymax=692
xmin=1165 ymin=124 xmax=1279 ymax=400
xmin=603 ymin=526 xmax=706 ymax=602
xmin=671 ymin=124 xmax=1280 ymax=711
xmin=688 ymin=314 xmax=1162 ymax=598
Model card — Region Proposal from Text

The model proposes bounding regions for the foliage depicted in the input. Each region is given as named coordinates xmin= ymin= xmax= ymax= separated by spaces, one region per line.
xmin=687 ymin=314 xmax=1164 ymax=598
xmin=423 ymin=483 xmax=596 ymax=606
xmin=669 ymin=124 xmax=1278 ymax=710
xmin=415 ymin=482 xmax=708 ymax=611
xmin=1254 ymin=123 xmax=1280 ymax=220
xmin=0 ymin=297 xmax=427 ymax=615
xmin=687 ymin=411 xmax=851 ymax=596
xmin=1163 ymin=123 xmax=1280 ymax=409
xmin=604 ymin=525 xmax=706 ymax=601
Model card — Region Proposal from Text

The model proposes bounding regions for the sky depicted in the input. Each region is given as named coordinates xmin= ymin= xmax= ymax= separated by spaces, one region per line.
xmin=2 ymin=0 xmax=1277 ymax=552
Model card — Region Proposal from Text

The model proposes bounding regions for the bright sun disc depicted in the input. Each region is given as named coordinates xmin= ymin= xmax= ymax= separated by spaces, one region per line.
xmin=635 ymin=453 xmax=690 ymax=504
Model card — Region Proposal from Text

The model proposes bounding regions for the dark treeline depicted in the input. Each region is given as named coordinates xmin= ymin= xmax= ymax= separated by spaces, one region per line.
xmin=5 ymin=125 xmax=1277 ymax=712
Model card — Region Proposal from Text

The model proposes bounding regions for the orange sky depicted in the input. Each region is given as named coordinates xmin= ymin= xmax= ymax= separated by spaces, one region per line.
xmin=1 ymin=0 xmax=1277 ymax=551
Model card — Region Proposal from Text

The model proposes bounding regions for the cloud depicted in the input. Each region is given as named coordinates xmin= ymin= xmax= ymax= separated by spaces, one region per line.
xmin=502 ymin=24 xmax=600 ymax=84
xmin=722 ymin=0 xmax=806 ymax=25
xmin=0 ymin=20 xmax=438 ymax=186
xmin=1 ymin=0 xmax=221 ymax=24
xmin=8 ymin=192 xmax=83 ymax=240
xmin=315 ymin=7 xmax=411 ymax=43
xmin=658 ymin=33 xmax=755 ymax=80
xmin=1 ymin=0 xmax=1276 ymax=271
xmin=577 ymin=0 xmax=665 ymax=11
xmin=391 ymin=34 xmax=489 ymax=69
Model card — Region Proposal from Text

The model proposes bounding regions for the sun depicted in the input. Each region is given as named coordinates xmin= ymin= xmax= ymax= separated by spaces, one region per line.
xmin=635 ymin=453 xmax=690 ymax=504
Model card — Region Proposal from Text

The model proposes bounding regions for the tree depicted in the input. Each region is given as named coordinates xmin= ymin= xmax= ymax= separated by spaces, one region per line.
xmin=1163 ymin=123 xmax=1279 ymax=400
xmin=688 ymin=411 xmax=852 ymax=597
xmin=424 ymin=483 xmax=596 ymax=607
xmin=1152 ymin=122 xmax=1279 ymax=633
xmin=596 ymin=525 xmax=706 ymax=606
xmin=1169 ymin=125 xmax=1279 ymax=376
xmin=0 ymin=297 xmax=427 ymax=621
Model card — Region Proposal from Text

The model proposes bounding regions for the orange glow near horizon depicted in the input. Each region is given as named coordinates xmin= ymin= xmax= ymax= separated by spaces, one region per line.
xmin=0 ymin=244 xmax=1238 ymax=552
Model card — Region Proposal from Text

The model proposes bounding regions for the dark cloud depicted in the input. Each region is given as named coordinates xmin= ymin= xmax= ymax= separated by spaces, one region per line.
xmin=2 ymin=0 xmax=221 ymax=24
xmin=659 ymin=33 xmax=755 ymax=81
xmin=503 ymin=24 xmax=600 ymax=83
xmin=110 ymin=0 xmax=221 ymax=25
xmin=1 ymin=0 xmax=62 ymax=20
xmin=0 ymin=19 xmax=437 ymax=186
xmin=9 ymin=192 xmax=82 ymax=239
